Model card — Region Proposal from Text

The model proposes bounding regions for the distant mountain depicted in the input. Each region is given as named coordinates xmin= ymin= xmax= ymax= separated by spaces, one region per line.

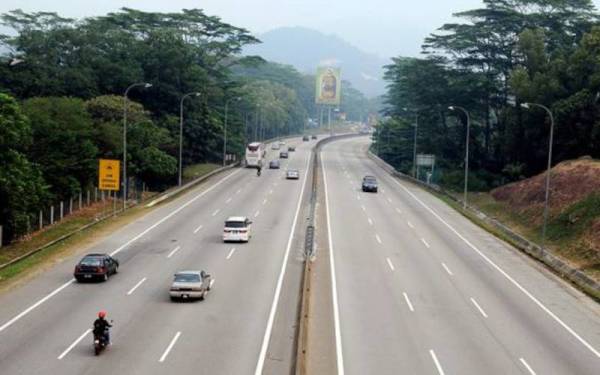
xmin=244 ymin=27 xmax=388 ymax=98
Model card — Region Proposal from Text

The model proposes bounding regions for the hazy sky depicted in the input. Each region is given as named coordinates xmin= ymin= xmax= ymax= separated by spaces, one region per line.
xmin=2 ymin=0 xmax=600 ymax=58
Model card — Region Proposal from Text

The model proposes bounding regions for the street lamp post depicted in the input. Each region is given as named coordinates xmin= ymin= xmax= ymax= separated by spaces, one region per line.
xmin=403 ymin=108 xmax=420 ymax=178
xmin=520 ymin=102 xmax=555 ymax=248
xmin=179 ymin=92 xmax=201 ymax=186
xmin=448 ymin=106 xmax=471 ymax=210
xmin=123 ymin=82 xmax=152 ymax=211
xmin=223 ymin=97 xmax=241 ymax=166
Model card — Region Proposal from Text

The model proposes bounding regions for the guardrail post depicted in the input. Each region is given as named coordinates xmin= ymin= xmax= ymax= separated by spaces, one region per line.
xmin=101 ymin=190 xmax=105 ymax=202
xmin=69 ymin=198 xmax=73 ymax=214
xmin=94 ymin=187 xmax=98 ymax=202
xmin=79 ymin=192 xmax=82 ymax=210
xmin=87 ymin=190 xmax=90 ymax=206
xmin=39 ymin=210 xmax=43 ymax=230
xmin=0 ymin=225 xmax=3 ymax=248
xmin=50 ymin=206 xmax=54 ymax=225
xmin=60 ymin=201 xmax=64 ymax=220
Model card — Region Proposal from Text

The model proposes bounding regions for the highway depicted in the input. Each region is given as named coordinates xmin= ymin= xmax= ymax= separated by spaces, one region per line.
xmin=0 ymin=137 xmax=313 ymax=375
xmin=321 ymin=137 xmax=600 ymax=375
xmin=1 ymin=134 xmax=599 ymax=375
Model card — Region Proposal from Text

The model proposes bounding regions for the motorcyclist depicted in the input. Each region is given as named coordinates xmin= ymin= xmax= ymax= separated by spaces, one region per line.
xmin=257 ymin=164 xmax=262 ymax=176
xmin=93 ymin=311 xmax=112 ymax=345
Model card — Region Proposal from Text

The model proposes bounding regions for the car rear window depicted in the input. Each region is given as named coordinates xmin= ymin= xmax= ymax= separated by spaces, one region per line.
xmin=364 ymin=177 xmax=376 ymax=182
xmin=174 ymin=274 xmax=200 ymax=283
xmin=80 ymin=257 xmax=102 ymax=266
xmin=225 ymin=221 xmax=246 ymax=228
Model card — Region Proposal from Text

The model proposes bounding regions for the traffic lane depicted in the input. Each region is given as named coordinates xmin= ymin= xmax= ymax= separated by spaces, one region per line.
xmin=344 ymin=138 xmax=600 ymax=373
xmin=332 ymin=146 xmax=524 ymax=374
xmin=321 ymin=145 xmax=432 ymax=374
xmin=74 ymin=140 xmax=314 ymax=375
xmin=325 ymin=143 xmax=521 ymax=374
xmin=0 ymin=140 xmax=310 ymax=374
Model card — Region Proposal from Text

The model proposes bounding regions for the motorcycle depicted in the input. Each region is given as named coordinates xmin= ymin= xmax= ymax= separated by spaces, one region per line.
xmin=257 ymin=167 xmax=262 ymax=177
xmin=93 ymin=325 xmax=112 ymax=355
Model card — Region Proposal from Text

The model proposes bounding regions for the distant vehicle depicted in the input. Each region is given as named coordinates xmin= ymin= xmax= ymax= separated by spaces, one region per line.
xmin=223 ymin=216 xmax=252 ymax=242
xmin=302 ymin=135 xmax=310 ymax=141
xmin=269 ymin=159 xmax=281 ymax=169
xmin=288 ymin=146 xmax=296 ymax=152
xmin=169 ymin=270 xmax=212 ymax=301
xmin=362 ymin=175 xmax=378 ymax=193
xmin=279 ymin=141 xmax=286 ymax=146
xmin=286 ymin=169 xmax=300 ymax=180
xmin=280 ymin=151 xmax=289 ymax=159
xmin=74 ymin=254 xmax=119 ymax=282
xmin=271 ymin=143 xmax=280 ymax=150
xmin=311 ymin=135 xmax=317 ymax=140
xmin=245 ymin=142 xmax=266 ymax=168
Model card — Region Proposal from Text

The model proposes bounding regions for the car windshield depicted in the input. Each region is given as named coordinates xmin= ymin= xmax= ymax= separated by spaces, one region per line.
xmin=174 ymin=274 xmax=200 ymax=283
xmin=364 ymin=177 xmax=376 ymax=183
xmin=80 ymin=257 xmax=102 ymax=266
xmin=225 ymin=221 xmax=246 ymax=228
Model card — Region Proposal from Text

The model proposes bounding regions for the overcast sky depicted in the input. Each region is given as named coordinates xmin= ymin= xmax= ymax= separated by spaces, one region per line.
xmin=2 ymin=0 xmax=600 ymax=58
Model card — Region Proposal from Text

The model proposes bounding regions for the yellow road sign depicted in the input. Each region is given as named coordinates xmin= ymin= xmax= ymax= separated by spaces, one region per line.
xmin=99 ymin=159 xmax=120 ymax=191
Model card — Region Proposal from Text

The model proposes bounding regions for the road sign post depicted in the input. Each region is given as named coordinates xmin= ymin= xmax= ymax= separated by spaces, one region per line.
xmin=416 ymin=154 xmax=436 ymax=183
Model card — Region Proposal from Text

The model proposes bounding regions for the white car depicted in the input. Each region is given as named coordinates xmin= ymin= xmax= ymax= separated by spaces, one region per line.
xmin=286 ymin=169 xmax=300 ymax=180
xmin=223 ymin=216 xmax=252 ymax=242
xmin=271 ymin=143 xmax=280 ymax=150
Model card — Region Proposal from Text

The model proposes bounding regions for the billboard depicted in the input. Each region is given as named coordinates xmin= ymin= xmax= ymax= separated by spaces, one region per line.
xmin=315 ymin=67 xmax=341 ymax=105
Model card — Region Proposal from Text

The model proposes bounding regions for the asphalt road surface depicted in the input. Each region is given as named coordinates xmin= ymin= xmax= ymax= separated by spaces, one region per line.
xmin=320 ymin=136 xmax=600 ymax=375
xmin=0 ymin=137 xmax=313 ymax=375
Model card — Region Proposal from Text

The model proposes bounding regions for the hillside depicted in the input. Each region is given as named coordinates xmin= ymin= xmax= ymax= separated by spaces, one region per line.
xmin=244 ymin=27 xmax=388 ymax=97
xmin=480 ymin=158 xmax=600 ymax=279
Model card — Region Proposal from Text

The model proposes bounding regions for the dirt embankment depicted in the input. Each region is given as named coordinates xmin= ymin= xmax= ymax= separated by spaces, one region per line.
xmin=490 ymin=157 xmax=600 ymax=275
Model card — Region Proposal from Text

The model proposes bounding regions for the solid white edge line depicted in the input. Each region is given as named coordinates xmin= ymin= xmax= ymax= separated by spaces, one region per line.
xmin=421 ymin=238 xmax=430 ymax=248
xmin=441 ymin=263 xmax=454 ymax=276
xmin=126 ymin=277 xmax=147 ymax=296
xmin=403 ymin=292 xmax=415 ymax=312
xmin=58 ymin=328 xmax=91 ymax=360
xmin=429 ymin=349 xmax=446 ymax=375
xmin=388 ymin=176 xmax=600 ymax=358
xmin=226 ymin=248 xmax=236 ymax=260
xmin=386 ymin=258 xmax=395 ymax=271
xmin=159 ymin=331 xmax=181 ymax=363
xmin=0 ymin=168 xmax=242 ymax=334
xmin=519 ymin=358 xmax=537 ymax=375
xmin=470 ymin=297 xmax=488 ymax=318
xmin=375 ymin=234 xmax=382 ymax=244
xmin=167 ymin=246 xmax=181 ymax=258
xmin=193 ymin=224 xmax=203 ymax=234
xmin=322 ymin=150 xmax=345 ymax=375
xmin=254 ymin=150 xmax=312 ymax=375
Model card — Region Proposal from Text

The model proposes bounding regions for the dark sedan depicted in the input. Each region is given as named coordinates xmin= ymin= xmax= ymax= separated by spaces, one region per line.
xmin=362 ymin=175 xmax=378 ymax=193
xmin=74 ymin=254 xmax=119 ymax=282
xmin=269 ymin=159 xmax=281 ymax=169
xmin=288 ymin=146 xmax=296 ymax=152
xmin=280 ymin=151 xmax=289 ymax=159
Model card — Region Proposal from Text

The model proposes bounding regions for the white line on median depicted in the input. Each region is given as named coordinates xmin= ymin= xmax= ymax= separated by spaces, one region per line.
xmin=361 ymin=205 xmax=366 ymax=211
xmin=263 ymin=198 xmax=268 ymax=205
xmin=212 ymin=209 xmax=220 ymax=216
xmin=268 ymin=189 xmax=273 ymax=195
xmin=407 ymin=221 xmax=415 ymax=229
xmin=470 ymin=297 xmax=488 ymax=318
xmin=442 ymin=263 xmax=453 ymax=276
xmin=0 ymin=168 xmax=243 ymax=335
xmin=167 ymin=246 xmax=181 ymax=258
xmin=127 ymin=277 xmax=147 ymax=295
xmin=320 ymin=153 xmax=345 ymax=375
xmin=387 ymin=197 xmax=392 ymax=203
xmin=421 ymin=238 xmax=431 ymax=248
xmin=375 ymin=234 xmax=382 ymax=244
xmin=193 ymin=224 xmax=203 ymax=234
xmin=519 ymin=358 xmax=537 ymax=375
xmin=159 ymin=331 xmax=181 ymax=363
xmin=236 ymin=189 xmax=242 ymax=194
xmin=368 ymin=218 xmax=373 ymax=226
xmin=58 ymin=329 xmax=91 ymax=360
xmin=403 ymin=292 xmax=415 ymax=312
xmin=395 ymin=207 xmax=402 ymax=214
xmin=254 ymin=150 xmax=312 ymax=375
xmin=387 ymin=175 xmax=600 ymax=358
xmin=386 ymin=258 xmax=395 ymax=271
xmin=226 ymin=197 xmax=232 ymax=204
xmin=226 ymin=248 xmax=236 ymax=260
xmin=254 ymin=210 xmax=260 ymax=218
xmin=429 ymin=350 xmax=446 ymax=375
xmin=356 ymin=194 xmax=361 ymax=200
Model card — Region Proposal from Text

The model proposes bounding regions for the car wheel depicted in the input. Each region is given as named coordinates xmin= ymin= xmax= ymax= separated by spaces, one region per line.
xmin=199 ymin=293 xmax=205 ymax=301
xmin=113 ymin=266 xmax=118 ymax=274
xmin=103 ymin=273 xmax=109 ymax=282
xmin=170 ymin=296 xmax=177 ymax=302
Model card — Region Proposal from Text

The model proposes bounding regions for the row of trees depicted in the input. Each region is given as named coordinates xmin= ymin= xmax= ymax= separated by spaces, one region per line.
xmin=0 ymin=8 xmax=368 ymax=244
xmin=377 ymin=0 xmax=600 ymax=190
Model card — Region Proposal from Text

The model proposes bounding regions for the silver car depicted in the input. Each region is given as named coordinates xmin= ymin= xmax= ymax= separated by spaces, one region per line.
xmin=286 ymin=169 xmax=300 ymax=180
xmin=169 ymin=270 xmax=212 ymax=301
